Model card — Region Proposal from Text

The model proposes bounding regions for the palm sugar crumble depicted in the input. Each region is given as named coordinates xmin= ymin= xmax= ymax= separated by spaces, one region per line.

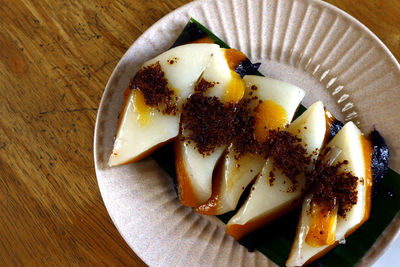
xmin=167 ymin=57 xmax=178 ymax=64
xmin=129 ymin=61 xmax=177 ymax=115
xmin=306 ymin=148 xmax=359 ymax=217
xmin=264 ymin=130 xmax=312 ymax=189
xmin=231 ymin=98 xmax=264 ymax=158
xmin=180 ymin=89 xmax=262 ymax=156
xmin=194 ymin=78 xmax=218 ymax=94
xmin=269 ymin=171 xmax=275 ymax=186
xmin=180 ymin=92 xmax=237 ymax=155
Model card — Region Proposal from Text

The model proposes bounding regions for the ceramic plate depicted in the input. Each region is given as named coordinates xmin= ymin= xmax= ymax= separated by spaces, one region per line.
xmin=94 ymin=0 xmax=400 ymax=266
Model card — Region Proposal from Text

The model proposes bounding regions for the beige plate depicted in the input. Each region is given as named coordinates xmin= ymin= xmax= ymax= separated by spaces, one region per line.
xmin=94 ymin=0 xmax=400 ymax=266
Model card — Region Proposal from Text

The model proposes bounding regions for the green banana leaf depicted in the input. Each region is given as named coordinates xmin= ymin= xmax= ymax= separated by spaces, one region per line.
xmin=152 ymin=18 xmax=400 ymax=267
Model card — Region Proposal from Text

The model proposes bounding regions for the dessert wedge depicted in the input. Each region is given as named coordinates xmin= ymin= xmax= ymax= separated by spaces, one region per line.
xmin=109 ymin=44 xmax=220 ymax=166
xmin=175 ymin=48 xmax=247 ymax=207
xmin=286 ymin=122 xmax=372 ymax=266
xmin=196 ymin=75 xmax=305 ymax=214
xmin=226 ymin=101 xmax=327 ymax=240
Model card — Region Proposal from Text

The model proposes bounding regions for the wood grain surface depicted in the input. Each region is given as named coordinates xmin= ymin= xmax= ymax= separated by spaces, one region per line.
xmin=0 ymin=0 xmax=398 ymax=266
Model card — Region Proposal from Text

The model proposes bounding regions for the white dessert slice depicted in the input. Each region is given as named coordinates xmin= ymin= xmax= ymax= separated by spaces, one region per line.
xmin=226 ymin=101 xmax=327 ymax=240
xmin=109 ymin=44 xmax=220 ymax=166
xmin=196 ymin=75 xmax=305 ymax=214
xmin=286 ymin=122 xmax=372 ymax=267
xmin=175 ymin=49 xmax=246 ymax=207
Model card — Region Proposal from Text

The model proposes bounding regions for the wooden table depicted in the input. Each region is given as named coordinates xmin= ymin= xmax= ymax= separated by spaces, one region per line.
xmin=1 ymin=0 xmax=399 ymax=266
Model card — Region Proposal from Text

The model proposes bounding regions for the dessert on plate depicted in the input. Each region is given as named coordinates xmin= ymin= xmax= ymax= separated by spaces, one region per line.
xmin=107 ymin=19 xmax=390 ymax=266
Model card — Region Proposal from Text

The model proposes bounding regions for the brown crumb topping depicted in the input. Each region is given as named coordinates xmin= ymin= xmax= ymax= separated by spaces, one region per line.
xmin=269 ymin=171 xmax=275 ymax=186
xmin=232 ymin=99 xmax=263 ymax=158
xmin=180 ymin=93 xmax=237 ymax=155
xmin=129 ymin=61 xmax=177 ymax=115
xmin=167 ymin=57 xmax=178 ymax=64
xmin=180 ymin=90 xmax=262 ymax=156
xmin=306 ymin=149 xmax=359 ymax=217
xmin=194 ymin=78 xmax=218 ymax=94
xmin=265 ymin=130 xmax=312 ymax=189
